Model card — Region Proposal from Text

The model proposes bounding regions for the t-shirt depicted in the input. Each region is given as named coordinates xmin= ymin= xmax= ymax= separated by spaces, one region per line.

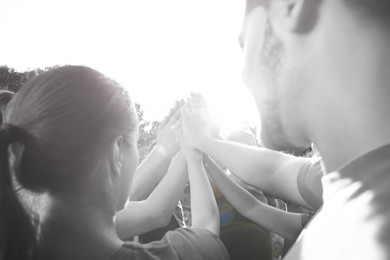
xmin=297 ymin=158 xmax=324 ymax=211
xmin=285 ymin=143 xmax=390 ymax=260
xmin=106 ymin=228 xmax=230 ymax=260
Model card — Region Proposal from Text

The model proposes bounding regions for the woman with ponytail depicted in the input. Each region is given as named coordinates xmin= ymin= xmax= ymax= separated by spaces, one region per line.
xmin=0 ymin=90 xmax=37 ymax=260
xmin=0 ymin=66 xmax=228 ymax=260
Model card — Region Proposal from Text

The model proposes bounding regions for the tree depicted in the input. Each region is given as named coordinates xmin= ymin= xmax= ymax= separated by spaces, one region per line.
xmin=0 ymin=66 xmax=29 ymax=92
xmin=0 ymin=66 xmax=59 ymax=92
xmin=136 ymin=103 xmax=159 ymax=162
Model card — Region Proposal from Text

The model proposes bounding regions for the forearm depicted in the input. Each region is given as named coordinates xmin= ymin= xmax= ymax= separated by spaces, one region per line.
xmin=199 ymin=138 xmax=280 ymax=188
xmin=204 ymin=155 xmax=261 ymax=215
xmin=187 ymin=155 xmax=220 ymax=235
xmin=204 ymin=156 xmax=303 ymax=241
xmin=116 ymin=201 xmax=156 ymax=239
xmin=146 ymin=152 xmax=188 ymax=226
xmin=131 ymin=145 xmax=173 ymax=201
xmin=199 ymin=138 xmax=308 ymax=200
xmin=116 ymin=154 xmax=187 ymax=239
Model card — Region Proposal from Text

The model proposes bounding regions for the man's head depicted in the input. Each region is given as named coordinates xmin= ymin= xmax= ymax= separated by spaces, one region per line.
xmin=241 ymin=0 xmax=390 ymax=152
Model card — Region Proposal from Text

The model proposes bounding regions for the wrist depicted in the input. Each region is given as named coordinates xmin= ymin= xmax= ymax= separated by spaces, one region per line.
xmin=154 ymin=144 xmax=176 ymax=159
xmin=185 ymin=151 xmax=203 ymax=164
xmin=198 ymin=136 xmax=217 ymax=153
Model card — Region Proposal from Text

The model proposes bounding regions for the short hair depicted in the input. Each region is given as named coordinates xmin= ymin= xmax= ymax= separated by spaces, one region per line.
xmin=245 ymin=0 xmax=268 ymax=16
xmin=246 ymin=0 xmax=390 ymax=23
xmin=345 ymin=0 xmax=390 ymax=22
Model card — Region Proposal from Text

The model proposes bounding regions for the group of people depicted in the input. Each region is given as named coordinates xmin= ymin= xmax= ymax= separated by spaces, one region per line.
xmin=1 ymin=0 xmax=390 ymax=259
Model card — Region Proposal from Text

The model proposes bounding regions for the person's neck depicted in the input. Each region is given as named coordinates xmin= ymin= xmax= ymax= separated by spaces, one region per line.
xmin=308 ymin=29 xmax=390 ymax=173
xmin=38 ymin=194 xmax=122 ymax=259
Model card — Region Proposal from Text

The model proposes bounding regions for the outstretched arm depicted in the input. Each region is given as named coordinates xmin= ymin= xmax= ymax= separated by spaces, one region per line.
xmin=178 ymin=103 xmax=220 ymax=236
xmin=204 ymin=155 xmax=304 ymax=241
xmin=131 ymin=101 xmax=182 ymax=201
xmin=199 ymin=139 xmax=317 ymax=210
xmin=184 ymin=94 xmax=322 ymax=211
xmin=116 ymin=152 xmax=188 ymax=240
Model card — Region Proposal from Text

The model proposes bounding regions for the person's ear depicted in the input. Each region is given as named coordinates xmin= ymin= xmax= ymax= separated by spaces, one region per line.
xmin=109 ymin=136 xmax=125 ymax=178
xmin=274 ymin=0 xmax=320 ymax=34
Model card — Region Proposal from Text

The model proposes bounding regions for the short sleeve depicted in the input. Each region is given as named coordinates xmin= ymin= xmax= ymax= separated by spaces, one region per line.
xmin=297 ymin=158 xmax=324 ymax=211
xmin=107 ymin=228 xmax=229 ymax=260
xmin=164 ymin=228 xmax=230 ymax=259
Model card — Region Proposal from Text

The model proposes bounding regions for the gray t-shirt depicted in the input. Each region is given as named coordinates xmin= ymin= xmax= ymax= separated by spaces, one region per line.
xmin=297 ymin=158 xmax=324 ymax=211
xmin=286 ymin=144 xmax=390 ymax=260
xmin=106 ymin=228 xmax=230 ymax=260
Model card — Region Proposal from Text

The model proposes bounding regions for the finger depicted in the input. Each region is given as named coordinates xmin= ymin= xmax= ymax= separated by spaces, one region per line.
xmin=158 ymin=116 xmax=169 ymax=130
xmin=173 ymin=125 xmax=183 ymax=144
xmin=192 ymin=92 xmax=206 ymax=105
xmin=190 ymin=101 xmax=204 ymax=120
xmin=175 ymin=118 xmax=182 ymax=129
xmin=180 ymin=107 xmax=189 ymax=128
xmin=169 ymin=100 xmax=181 ymax=117
xmin=188 ymin=99 xmax=197 ymax=116
xmin=173 ymin=120 xmax=181 ymax=135
xmin=184 ymin=102 xmax=193 ymax=119
xmin=190 ymin=93 xmax=200 ymax=107
xmin=166 ymin=108 xmax=181 ymax=127
xmin=190 ymin=92 xmax=201 ymax=100
xmin=166 ymin=102 xmax=177 ymax=119
xmin=160 ymin=100 xmax=183 ymax=130
xmin=171 ymin=109 xmax=181 ymax=122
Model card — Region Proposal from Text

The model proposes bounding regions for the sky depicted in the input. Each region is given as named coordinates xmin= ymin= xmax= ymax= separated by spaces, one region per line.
xmin=0 ymin=0 xmax=260 ymax=135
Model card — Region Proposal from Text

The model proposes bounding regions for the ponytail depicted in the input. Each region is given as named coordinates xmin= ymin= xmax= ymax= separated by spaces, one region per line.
xmin=0 ymin=124 xmax=37 ymax=260
xmin=0 ymin=90 xmax=15 ymax=125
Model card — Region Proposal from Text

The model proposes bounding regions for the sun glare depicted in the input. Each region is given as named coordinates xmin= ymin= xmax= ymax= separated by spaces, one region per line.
xmin=203 ymin=90 xmax=259 ymax=138
xmin=1 ymin=0 xmax=252 ymax=138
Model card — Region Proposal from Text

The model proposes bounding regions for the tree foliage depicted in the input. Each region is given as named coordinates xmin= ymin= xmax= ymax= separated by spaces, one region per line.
xmin=135 ymin=102 xmax=158 ymax=162
xmin=0 ymin=66 xmax=30 ymax=92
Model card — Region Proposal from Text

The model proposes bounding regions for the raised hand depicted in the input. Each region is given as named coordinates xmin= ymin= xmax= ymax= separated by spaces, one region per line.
xmin=155 ymin=100 xmax=184 ymax=157
xmin=176 ymin=100 xmax=213 ymax=152
xmin=190 ymin=92 xmax=220 ymax=138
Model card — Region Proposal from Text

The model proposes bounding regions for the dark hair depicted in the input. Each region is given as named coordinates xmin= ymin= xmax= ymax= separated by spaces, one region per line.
xmin=246 ymin=0 xmax=390 ymax=24
xmin=0 ymin=66 xmax=137 ymax=260
xmin=245 ymin=0 xmax=269 ymax=16
xmin=345 ymin=0 xmax=390 ymax=21
xmin=0 ymin=90 xmax=15 ymax=124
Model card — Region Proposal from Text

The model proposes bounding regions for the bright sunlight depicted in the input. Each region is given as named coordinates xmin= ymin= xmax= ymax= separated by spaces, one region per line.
xmin=0 ymin=0 xmax=259 ymax=135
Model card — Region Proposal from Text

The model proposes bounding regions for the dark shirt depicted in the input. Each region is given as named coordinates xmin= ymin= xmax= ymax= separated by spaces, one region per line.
xmin=106 ymin=228 xmax=230 ymax=260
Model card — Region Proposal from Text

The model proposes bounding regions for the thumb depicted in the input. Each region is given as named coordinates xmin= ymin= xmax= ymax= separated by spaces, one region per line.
xmin=172 ymin=121 xmax=182 ymax=142
xmin=158 ymin=116 xmax=169 ymax=131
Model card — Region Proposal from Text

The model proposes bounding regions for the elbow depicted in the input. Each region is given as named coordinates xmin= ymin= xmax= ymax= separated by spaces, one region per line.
xmin=116 ymin=225 xmax=129 ymax=241
xmin=282 ymin=223 xmax=303 ymax=241
xmin=130 ymin=188 xmax=148 ymax=201
xmin=192 ymin=213 xmax=220 ymax=237
xmin=152 ymin=209 xmax=174 ymax=229
xmin=210 ymin=218 xmax=220 ymax=236
xmin=115 ymin=216 xmax=131 ymax=240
